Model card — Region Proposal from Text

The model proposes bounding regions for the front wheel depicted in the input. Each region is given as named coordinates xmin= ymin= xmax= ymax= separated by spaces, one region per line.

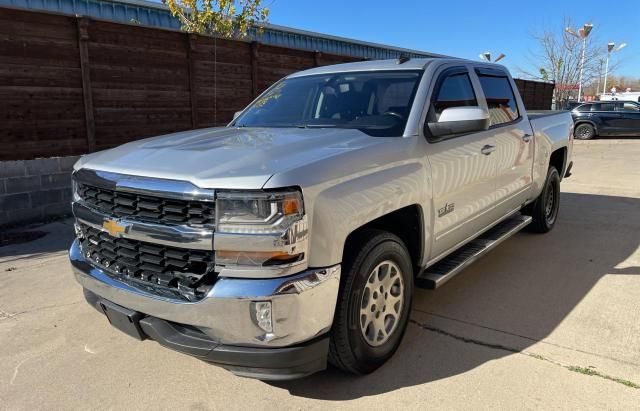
xmin=329 ymin=230 xmax=413 ymax=374
xmin=523 ymin=166 xmax=561 ymax=233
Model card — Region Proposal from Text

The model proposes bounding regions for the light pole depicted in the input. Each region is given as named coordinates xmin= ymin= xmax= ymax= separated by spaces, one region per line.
xmin=565 ymin=23 xmax=593 ymax=102
xmin=479 ymin=52 xmax=506 ymax=62
xmin=603 ymin=42 xmax=627 ymax=95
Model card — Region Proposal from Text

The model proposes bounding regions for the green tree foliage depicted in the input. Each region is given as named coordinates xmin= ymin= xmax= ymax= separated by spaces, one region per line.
xmin=163 ymin=0 xmax=269 ymax=38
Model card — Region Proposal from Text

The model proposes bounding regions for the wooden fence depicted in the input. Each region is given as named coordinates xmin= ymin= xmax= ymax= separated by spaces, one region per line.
xmin=0 ymin=7 xmax=553 ymax=161
xmin=514 ymin=78 xmax=555 ymax=113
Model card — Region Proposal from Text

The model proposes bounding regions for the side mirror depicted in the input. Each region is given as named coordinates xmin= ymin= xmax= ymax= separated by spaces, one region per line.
xmin=427 ymin=107 xmax=490 ymax=138
xmin=233 ymin=111 xmax=242 ymax=121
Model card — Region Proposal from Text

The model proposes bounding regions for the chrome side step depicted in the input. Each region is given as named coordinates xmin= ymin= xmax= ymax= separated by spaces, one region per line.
xmin=416 ymin=214 xmax=532 ymax=289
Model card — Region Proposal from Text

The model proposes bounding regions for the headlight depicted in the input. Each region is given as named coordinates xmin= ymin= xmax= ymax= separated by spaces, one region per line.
xmin=215 ymin=190 xmax=303 ymax=234
xmin=214 ymin=189 xmax=308 ymax=276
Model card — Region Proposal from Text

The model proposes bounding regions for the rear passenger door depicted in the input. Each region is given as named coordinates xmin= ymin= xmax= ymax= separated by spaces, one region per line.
xmin=474 ymin=68 xmax=535 ymax=215
xmin=425 ymin=66 xmax=498 ymax=260
xmin=592 ymin=102 xmax=621 ymax=135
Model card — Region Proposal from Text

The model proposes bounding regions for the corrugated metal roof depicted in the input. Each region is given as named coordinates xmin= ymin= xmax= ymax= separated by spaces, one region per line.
xmin=0 ymin=0 xmax=445 ymax=60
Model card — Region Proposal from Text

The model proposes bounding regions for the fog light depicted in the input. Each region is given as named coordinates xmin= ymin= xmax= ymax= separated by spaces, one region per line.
xmin=251 ymin=301 xmax=273 ymax=333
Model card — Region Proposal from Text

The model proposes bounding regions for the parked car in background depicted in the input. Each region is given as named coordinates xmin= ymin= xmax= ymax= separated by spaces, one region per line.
xmin=571 ymin=101 xmax=640 ymax=139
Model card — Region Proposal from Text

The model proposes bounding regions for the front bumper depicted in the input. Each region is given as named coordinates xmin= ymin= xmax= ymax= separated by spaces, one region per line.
xmin=69 ymin=240 xmax=340 ymax=376
xmin=83 ymin=289 xmax=330 ymax=380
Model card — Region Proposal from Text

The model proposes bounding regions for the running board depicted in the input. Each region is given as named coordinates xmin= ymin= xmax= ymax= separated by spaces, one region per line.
xmin=416 ymin=214 xmax=532 ymax=289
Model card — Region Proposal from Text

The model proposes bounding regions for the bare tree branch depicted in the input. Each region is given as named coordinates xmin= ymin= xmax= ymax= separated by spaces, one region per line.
xmin=523 ymin=17 xmax=614 ymax=104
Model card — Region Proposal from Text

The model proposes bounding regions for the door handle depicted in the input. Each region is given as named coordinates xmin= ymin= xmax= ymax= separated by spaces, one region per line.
xmin=480 ymin=145 xmax=496 ymax=155
xmin=522 ymin=133 xmax=533 ymax=142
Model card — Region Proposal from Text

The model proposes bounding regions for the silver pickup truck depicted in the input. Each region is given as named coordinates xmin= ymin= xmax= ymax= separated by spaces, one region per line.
xmin=69 ymin=58 xmax=573 ymax=380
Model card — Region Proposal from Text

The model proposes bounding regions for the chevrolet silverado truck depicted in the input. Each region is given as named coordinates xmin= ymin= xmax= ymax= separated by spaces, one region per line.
xmin=69 ymin=58 xmax=573 ymax=380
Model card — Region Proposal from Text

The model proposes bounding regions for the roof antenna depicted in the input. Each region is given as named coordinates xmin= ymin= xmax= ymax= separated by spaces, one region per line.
xmin=397 ymin=53 xmax=410 ymax=64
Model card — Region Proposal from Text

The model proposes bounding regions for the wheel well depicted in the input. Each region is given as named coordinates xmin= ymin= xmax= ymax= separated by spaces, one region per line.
xmin=343 ymin=205 xmax=423 ymax=275
xmin=549 ymin=147 xmax=567 ymax=179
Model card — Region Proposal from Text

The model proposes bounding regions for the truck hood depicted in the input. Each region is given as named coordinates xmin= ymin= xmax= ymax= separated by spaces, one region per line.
xmin=75 ymin=127 xmax=387 ymax=189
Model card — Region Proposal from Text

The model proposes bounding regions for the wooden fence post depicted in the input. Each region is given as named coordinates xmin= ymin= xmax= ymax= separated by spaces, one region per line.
xmin=77 ymin=17 xmax=96 ymax=152
xmin=187 ymin=34 xmax=199 ymax=128
xmin=251 ymin=41 xmax=259 ymax=97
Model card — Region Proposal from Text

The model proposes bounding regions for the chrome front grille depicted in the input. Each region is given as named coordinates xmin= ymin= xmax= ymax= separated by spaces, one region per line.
xmin=77 ymin=223 xmax=216 ymax=301
xmin=77 ymin=183 xmax=215 ymax=227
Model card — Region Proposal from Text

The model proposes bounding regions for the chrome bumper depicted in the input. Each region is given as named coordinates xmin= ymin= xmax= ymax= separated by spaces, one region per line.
xmin=69 ymin=240 xmax=340 ymax=347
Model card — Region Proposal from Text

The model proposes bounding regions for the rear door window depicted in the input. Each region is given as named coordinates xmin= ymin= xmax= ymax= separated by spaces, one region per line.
xmin=591 ymin=103 xmax=616 ymax=111
xmin=476 ymin=74 xmax=520 ymax=126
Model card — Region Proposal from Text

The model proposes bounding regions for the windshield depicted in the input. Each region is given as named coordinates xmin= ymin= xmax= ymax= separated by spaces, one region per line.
xmin=234 ymin=70 xmax=423 ymax=137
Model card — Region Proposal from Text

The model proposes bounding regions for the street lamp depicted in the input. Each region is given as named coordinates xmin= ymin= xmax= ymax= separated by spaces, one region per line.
xmin=603 ymin=42 xmax=627 ymax=95
xmin=479 ymin=52 xmax=506 ymax=62
xmin=565 ymin=22 xmax=593 ymax=102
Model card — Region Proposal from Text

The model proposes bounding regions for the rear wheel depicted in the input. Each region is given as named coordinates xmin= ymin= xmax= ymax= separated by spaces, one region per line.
xmin=329 ymin=229 xmax=413 ymax=374
xmin=523 ymin=166 xmax=561 ymax=233
xmin=574 ymin=123 xmax=595 ymax=140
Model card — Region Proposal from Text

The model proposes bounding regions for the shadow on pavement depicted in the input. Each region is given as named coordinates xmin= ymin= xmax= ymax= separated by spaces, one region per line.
xmin=0 ymin=219 xmax=75 ymax=262
xmin=272 ymin=192 xmax=640 ymax=399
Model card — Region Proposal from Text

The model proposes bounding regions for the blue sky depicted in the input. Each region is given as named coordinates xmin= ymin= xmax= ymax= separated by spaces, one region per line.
xmin=266 ymin=0 xmax=639 ymax=78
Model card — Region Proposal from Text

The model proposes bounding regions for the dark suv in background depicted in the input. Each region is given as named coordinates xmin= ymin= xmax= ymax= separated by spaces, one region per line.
xmin=571 ymin=101 xmax=640 ymax=139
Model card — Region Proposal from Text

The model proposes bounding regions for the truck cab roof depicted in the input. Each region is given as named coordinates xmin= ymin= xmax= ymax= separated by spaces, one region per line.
xmin=287 ymin=57 xmax=501 ymax=78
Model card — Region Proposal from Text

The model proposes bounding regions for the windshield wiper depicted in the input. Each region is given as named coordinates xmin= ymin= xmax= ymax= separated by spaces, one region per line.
xmin=296 ymin=124 xmax=339 ymax=129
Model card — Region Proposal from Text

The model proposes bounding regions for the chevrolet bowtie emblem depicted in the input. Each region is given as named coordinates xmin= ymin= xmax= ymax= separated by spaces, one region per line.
xmin=103 ymin=219 xmax=127 ymax=237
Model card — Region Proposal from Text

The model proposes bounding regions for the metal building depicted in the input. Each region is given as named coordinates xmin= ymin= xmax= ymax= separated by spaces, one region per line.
xmin=0 ymin=0 xmax=445 ymax=60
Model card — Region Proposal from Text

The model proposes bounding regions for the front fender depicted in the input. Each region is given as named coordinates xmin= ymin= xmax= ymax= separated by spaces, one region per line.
xmin=263 ymin=134 xmax=433 ymax=268
xmin=304 ymin=162 xmax=429 ymax=267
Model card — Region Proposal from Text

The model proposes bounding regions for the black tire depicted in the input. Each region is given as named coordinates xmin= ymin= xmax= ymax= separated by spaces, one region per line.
xmin=523 ymin=166 xmax=561 ymax=233
xmin=329 ymin=229 xmax=413 ymax=374
xmin=574 ymin=123 xmax=595 ymax=140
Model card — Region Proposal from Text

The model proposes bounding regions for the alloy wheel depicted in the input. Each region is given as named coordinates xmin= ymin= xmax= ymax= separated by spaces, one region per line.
xmin=359 ymin=260 xmax=405 ymax=347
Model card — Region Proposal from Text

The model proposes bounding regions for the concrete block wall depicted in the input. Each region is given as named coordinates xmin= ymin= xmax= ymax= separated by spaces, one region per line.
xmin=0 ymin=156 xmax=80 ymax=228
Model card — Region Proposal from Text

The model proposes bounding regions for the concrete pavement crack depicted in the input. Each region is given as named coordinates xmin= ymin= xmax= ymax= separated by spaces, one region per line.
xmin=409 ymin=318 xmax=640 ymax=390
xmin=0 ymin=301 xmax=82 ymax=322
xmin=0 ymin=253 xmax=69 ymax=268
xmin=409 ymin=318 xmax=520 ymax=353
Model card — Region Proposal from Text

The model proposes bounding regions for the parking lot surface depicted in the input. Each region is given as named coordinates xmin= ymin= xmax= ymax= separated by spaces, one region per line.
xmin=1 ymin=139 xmax=639 ymax=409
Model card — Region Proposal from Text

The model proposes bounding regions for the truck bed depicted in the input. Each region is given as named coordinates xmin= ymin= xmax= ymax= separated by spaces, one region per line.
xmin=528 ymin=110 xmax=573 ymax=174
